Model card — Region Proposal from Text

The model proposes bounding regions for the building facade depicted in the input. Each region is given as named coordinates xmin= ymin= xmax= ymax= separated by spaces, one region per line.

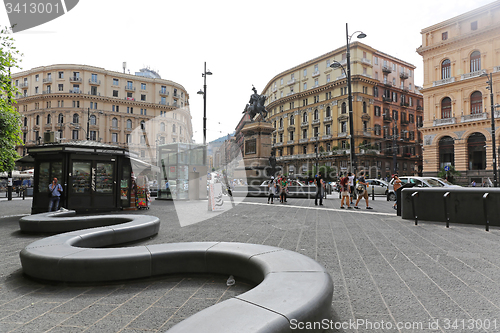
xmin=12 ymin=64 xmax=193 ymax=165
xmin=262 ymin=42 xmax=424 ymax=179
xmin=417 ymin=1 xmax=500 ymax=185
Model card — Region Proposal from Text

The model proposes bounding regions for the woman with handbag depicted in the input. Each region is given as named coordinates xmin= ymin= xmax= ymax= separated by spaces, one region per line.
xmin=48 ymin=178 xmax=63 ymax=212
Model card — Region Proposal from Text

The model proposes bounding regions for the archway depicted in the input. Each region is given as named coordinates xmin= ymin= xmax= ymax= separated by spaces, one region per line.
xmin=467 ymin=132 xmax=486 ymax=170
xmin=439 ymin=136 xmax=454 ymax=168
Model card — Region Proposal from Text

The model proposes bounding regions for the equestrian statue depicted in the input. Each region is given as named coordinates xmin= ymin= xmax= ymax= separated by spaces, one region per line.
xmin=243 ymin=86 xmax=268 ymax=121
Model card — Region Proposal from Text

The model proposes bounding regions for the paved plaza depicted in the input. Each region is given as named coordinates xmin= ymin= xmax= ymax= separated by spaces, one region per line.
xmin=1 ymin=194 xmax=500 ymax=332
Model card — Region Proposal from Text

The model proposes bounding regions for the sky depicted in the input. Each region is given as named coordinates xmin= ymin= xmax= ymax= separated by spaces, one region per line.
xmin=1 ymin=0 xmax=495 ymax=144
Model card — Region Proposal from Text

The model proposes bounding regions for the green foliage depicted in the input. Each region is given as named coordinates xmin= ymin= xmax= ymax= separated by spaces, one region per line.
xmin=0 ymin=26 xmax=23 ymax=173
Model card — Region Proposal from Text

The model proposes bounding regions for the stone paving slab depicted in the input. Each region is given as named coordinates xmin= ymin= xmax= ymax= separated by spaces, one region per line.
xmin=1 ymin=195 xmax=500 ymax=332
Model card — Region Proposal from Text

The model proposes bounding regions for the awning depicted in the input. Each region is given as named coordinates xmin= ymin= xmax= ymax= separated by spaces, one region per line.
xmin=129 ymin=156 xmax=160 ymax=174
xmin=15 ymin=155 xmax=35 ymax=167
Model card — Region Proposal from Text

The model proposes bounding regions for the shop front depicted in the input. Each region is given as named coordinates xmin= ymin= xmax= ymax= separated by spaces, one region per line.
xmin=28 ymin=141 xmax=142 ymax=214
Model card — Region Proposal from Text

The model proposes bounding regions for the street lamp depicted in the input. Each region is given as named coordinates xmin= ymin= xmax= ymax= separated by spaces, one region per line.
xmin=480 ymin=72 xmax=497 ymax=187
xmin=197 ymin=62 xmax=212 ymax=147
xmin=330 ymin=23 xmax=367 ymax=174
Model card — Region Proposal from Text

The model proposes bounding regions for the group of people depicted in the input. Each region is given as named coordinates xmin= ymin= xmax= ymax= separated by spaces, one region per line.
xmin=338 ymin=171 xmax=373 ymax=209
xmin=267 ymin=175 xmax=289 ymax=204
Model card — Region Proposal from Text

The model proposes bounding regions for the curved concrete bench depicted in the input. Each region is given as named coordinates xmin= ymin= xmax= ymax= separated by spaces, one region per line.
xmin=19 ymin=211 xmax=333 ymax=333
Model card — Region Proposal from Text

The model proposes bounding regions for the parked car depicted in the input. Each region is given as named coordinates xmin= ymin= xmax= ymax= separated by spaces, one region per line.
xmin=387 ymin=176 xmax=450 ymax=201
xmin=365 ymin=179 xmax=389 ymax=195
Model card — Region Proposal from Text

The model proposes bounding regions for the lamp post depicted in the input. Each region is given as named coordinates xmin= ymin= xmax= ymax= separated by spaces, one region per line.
xmin=330 ymin=24 xmax=366 ymax=174
xmin=481 ymin=72 xmax=497 ymax=187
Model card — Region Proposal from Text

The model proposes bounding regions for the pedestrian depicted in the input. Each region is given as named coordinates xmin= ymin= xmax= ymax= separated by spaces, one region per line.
xmin=267 ymin=176 xmax=276 ymax=204
xmin=48 ymin=177 xmax=63 ymax=212
xmin=339 ymin=173 xmax=351 ymax=209
xmin=354 ymin=171 xmax=373 ymax=209
xmin=314 ymin=172 xmax=325 ymax=206
xmin=279 ymin=176 xmax=289 ymax=203
xmin=392 ymin=174 xmax=401 ymax=210
xmin=348 ymin=172 xmax=355 ymax=205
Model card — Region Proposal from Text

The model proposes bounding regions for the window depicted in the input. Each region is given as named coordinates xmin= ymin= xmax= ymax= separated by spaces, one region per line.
xmin=72 ymin=114 xmax=79 ymax=123
xmin=441 ymin=59 xmax=451 ymax=79
xmin=441 ymin=97 xmax=452 ymax=118
xmin=442 ymin=32 xmax=448 ymax=40
xmin=112 ymin=117 xmax=118 ymax=128
xmin=470 ymin=91 xmax=482 ymax=114
xmin=470 ymin=51 xmax=481 ymax=72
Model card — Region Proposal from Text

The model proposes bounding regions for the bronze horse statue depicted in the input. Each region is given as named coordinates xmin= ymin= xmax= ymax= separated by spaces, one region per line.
xmin=244 ymin=87 xmax=268 ymax=120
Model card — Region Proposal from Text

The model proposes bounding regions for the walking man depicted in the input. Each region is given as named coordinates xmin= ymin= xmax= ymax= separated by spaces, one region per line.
xmin=48 ymin=177 xmax=63 ymax=212
xmin=314 ymin=172 xmax=325 ymax=206
xmin=354 ymin=171 xmax=373 ymax=210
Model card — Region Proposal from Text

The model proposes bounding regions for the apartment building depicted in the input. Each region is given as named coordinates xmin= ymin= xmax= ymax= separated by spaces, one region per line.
xmin=262 ymin=42 xmax=423 ymax=178
xmin=417 ymin=0 xmax=500 ymax=184
xmin=12 ymin=64 xmax=193 ymax=165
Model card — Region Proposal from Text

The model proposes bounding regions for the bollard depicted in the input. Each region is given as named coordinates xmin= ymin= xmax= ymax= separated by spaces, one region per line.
xmin=371 ymin=185 xmax=375 ymax=201
xmin=443 ymin=192 xmax=450 ymax=228
xmin=411 ymin=192 xmax=419 ymax=225
xmin=482 ymin=193 xmax=490 ymax=232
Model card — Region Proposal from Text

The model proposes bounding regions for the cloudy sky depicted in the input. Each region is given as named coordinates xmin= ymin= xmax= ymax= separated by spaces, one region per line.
xmin=2 ymin=0 xmax=494 ymax=143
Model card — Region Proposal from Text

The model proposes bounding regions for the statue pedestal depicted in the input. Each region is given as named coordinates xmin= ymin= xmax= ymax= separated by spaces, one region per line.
xmin=234 ymin=121 xmax=279 ymax=185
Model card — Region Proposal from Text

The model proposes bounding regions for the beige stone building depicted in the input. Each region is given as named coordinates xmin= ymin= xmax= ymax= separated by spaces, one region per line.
xmin=12 ymin=64 xmax=193 ymax=165
xmin=262 ymin=42 xmax=423 ymax=179
xmin=417 ymin=0 xmax=500 ymax=185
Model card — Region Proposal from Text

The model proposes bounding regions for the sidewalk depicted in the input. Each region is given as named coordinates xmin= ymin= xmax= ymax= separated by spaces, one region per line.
xmin=1 ymin=195 xmax=500 ymax=332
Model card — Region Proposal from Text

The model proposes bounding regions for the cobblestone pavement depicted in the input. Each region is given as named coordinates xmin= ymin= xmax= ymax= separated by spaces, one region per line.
xmin=1 ymin=194 xmax=500 ymax=332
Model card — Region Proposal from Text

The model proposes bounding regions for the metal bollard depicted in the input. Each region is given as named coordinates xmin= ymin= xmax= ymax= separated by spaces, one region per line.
xmin=482 ymin=193 xmax=490 ymax=232
xmin=443 ymin=192 xmax=450 ymax=228
xmin=411 ymin=192 xmax=419 ymax=225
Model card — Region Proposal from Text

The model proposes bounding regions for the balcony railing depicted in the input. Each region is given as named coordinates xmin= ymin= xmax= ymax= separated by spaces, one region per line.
xmin=433 ymin=117 xmax=456 ymax=126
xmin=461 ymin=69 xmax=486 ymax=81
xmin=433 ymin=77 xmax=455 ymax=87
xmin=461 ymin=112 xmax=487 ymax=123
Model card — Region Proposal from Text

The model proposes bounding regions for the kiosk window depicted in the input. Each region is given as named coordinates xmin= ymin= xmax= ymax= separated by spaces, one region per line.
xmin=38 ymin=161 xmax=62 ymax=193
xmin=72 ymin=162 xmax=91 ymax=193
xmin=96 ymin=162 xmax=114 ymax=193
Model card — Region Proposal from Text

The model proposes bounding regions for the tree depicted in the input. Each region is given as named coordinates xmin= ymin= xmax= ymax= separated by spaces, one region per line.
xmin=0 ymin=26 xmax=23 ymax=173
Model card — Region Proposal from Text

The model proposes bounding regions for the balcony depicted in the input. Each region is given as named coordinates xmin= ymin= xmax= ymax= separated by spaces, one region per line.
xmin=69 ymin=77 xmax=82 ymax=83
xmin=159 ymin=90 xmax=169 ymax=96
xmin=432 ymin=77 xmax=455 ymax=87
xmin=399 ymin=72 xmax=409 ymax=80
xmin=461 ymin=112 xmax=487 ymax=123
xmin=125 ymin=85 xmax=136 ymax=91
xmin=89 ymin=79 xmax=101 ymax=85
xmin=433 ymin=117 xmax=456 ymax=126
xmin=43 ymin=78 xmax=52 ymax=84
xmin=461 ymin=69 xmax=486 ymax=81
xmin=382 ymin=65 xmax=392 ymax=73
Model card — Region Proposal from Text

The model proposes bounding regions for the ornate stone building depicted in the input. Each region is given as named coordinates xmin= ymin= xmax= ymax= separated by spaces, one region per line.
xmin=12 ymin=64 xmax=193 ymax=165
xmin=262 ymin=42 xmax=423 ymax=179
xmin=417 ymin=0 xmax=500 ymax=184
